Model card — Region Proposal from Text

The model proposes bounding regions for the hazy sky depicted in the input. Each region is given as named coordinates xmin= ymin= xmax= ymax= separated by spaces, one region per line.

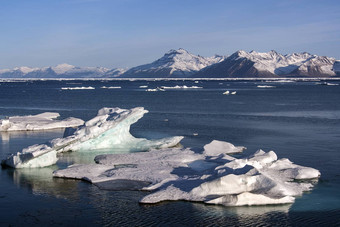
xmin=0 ymin=0 xmax=339 ymax=68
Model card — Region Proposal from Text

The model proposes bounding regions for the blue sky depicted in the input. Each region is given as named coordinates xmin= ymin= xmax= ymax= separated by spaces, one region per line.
xmin=0 ymin=0 xmax=339 ymax=68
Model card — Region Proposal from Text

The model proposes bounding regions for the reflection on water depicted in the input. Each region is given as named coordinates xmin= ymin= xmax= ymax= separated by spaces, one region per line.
xmin=8 ymin=166 xmax=80 ymax=200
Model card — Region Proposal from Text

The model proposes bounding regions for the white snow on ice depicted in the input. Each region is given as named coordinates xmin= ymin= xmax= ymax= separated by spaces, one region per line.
xmin=0 ymin=112 xmax=84 ymax=132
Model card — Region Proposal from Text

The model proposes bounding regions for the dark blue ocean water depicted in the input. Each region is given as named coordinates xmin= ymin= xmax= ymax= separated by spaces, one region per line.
xmin=0 ymin=79 xmax=339 ymax=226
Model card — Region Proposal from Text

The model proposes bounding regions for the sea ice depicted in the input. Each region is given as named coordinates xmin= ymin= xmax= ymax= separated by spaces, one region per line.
xmin=161 ymin=85 xmax=202 ymax=89
xmin=53 ymin=140 xmax=320 ymax=207
xmin=257 ymin=85 xmax=276 ymax=88
xmin=101 ymin=86 xmax=122 ymax=89
xmin=61 ymin=86 xmax=95 ymax=90
xmin=1 ymin=107 xmax=183 ymax=168
xmin=0 ymin=112 xmax=84 ymax=131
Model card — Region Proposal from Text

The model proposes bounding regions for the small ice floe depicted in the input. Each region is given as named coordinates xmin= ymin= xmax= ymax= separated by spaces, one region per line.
xmin=223 ymin=91 xmax=237 ymax=95
xmin=193 ymin=133 xmax=198 ymax=136
xmin=257 ymin=85 xmax=276 ymax=88
xmin=101 ymin=86 xmax=121 ymax=89
xmin=315 ymin=82 xmax=339 ymax=86
xmin=161 ymin=85 xmax=202 ymax=89
xmin=146 ymin=87 xmax=165 ymax=92
xmin=194 ymin=81 xmax=199 ymax=84
xmin=1 ymin=107 xmax=183 ymax=168
xmin=53 ymin=140 xmax=320 ymax=207
xmin=0 ymin=112 xmax=84 ymax=132
xmin=61 ymin=86 xmax=95 ymax=90
xmin=139 ymin=85 xmax=148 ymax=88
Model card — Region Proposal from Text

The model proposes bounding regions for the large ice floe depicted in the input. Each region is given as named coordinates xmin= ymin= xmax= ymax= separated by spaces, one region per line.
xmin=0 ymin=112 xmax=84 ymax=131
xmin=53 ymin=140 xmax=320 ymax=206
xmin=1 ymin=107 xmax=183 ymax=168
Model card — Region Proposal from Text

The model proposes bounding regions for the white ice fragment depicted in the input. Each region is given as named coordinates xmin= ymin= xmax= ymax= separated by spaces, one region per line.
xmin=161 ymin=85 xmax=202 ymax=89
xmin=203 ymin=140 xmax=245 ymax=156
xmin=61 ymin=86 xmax=95 ymax=90
xmin=257 ymin=85 xmax=276 ymax=88
xmin=0 ymin=112 xmax=84 ymax=131
xmin=101 ymin=86 xmax=121 ymax=89
xmin=223 ymin=91 xmax=230 ymax=95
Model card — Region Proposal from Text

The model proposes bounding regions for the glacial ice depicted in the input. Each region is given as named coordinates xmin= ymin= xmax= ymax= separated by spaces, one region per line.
xmin=0 ymin=112 xmax=84 ymax=131
xmin=1 ymin=107 xmax=183 ymax=168
xmin=53 ymin=140 xmax=320 ymax=207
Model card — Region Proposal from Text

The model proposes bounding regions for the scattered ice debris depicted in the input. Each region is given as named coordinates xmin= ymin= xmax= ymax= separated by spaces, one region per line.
xmin=1 ymin=107 xmax=183 ymax=168
xmin=0 ymin=112 xmax=84 ymax=132
xmin=257 ymin=85 xmax=276 ymax=88
xmin=101 ymin=86 xmax=121 ymax=89
xmin=53 ymin=140 xmax=320 ymax=207
xmin=61 ymin=86 xmax=95 ymax=90
xmin=161 ymin=85 xmax=203 ymax=89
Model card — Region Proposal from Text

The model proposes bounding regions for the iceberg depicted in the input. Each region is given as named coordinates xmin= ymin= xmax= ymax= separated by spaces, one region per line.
xmin=1 ymin=107 xmax=183 ymax=168
xmin=53 ymin=140 xmax=320 ymax=207
xmin=0 ymin=112 xmax=84 ymax=131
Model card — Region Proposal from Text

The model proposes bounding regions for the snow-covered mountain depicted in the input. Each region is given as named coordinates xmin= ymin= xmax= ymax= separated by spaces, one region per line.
xmin=0 ymin=63 xmax=126 ymax=78
xmin=194 ymin=50 xmax=340 ymax=78
xmin=120 ymin=48 xmax=225 ymax=78
xmin=1 ymin=49 xmax=338 ymax=78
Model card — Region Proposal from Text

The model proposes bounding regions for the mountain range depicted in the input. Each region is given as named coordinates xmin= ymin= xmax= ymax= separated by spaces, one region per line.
xmin=1 ymin=49 xmax=339 ymax=78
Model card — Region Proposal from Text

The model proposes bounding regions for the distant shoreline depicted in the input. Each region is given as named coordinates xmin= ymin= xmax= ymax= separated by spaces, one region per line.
xmin=1 ymin=77 xmax=340 ymax=82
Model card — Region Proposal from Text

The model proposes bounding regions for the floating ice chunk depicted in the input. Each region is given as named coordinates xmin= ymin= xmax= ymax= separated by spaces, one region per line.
xmin=161 ymin=85 xmax=202 ymax=89
xmin=257 ymin=85 xmax=276 ymax=88
xmin=139 ymin=85 xmax=148 ymax=88
xmin=0 ymin=112 xmax=84 ymax=131
xmin=101 ymin=86 xmax=121 ymax=89
xmin=1 ymin=107 xmax=183 ymax=168
xmin=231 ymin=91 xmax=237 ymax=95
xmin=203 ymin=140 xmax=245 ymax=156
xmin=223 ymin=91 xmax=230 ymax=95
xmin=53 ymin=141 xmax=320 ymax=207
xmin=146 ymin=87 xmax=165 ymax=92
xmin=61 ymin=86 xmax=95 ymax=90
